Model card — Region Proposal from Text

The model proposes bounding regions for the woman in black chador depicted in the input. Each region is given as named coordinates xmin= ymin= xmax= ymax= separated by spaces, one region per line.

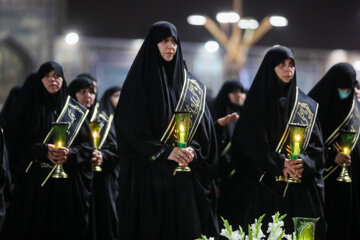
xmin=308 ymin=62 xmax=360 ymax=239
xmin=210 ymin=80 xmax=245 ymax=224
xmin=1 ymin=61 xmax=94 ymax=240
xmin=231 ymin=46 xmax=326 ymax=238
xmin=69 ymin=77 xmax=120 ymax=240
xmin=114 ymin=21 xmax=218 ymax=240
xmin=100 ymin=86 xmax=121 ymax=117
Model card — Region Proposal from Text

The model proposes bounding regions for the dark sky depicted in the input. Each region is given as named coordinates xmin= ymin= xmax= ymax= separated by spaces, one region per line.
xmin=66 ymin=0 xmax=360 ymax=50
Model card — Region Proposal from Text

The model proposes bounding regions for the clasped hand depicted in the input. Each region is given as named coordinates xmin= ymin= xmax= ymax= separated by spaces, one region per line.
xmin=334 ymin=152 xmax=351 ymax=167
xmin=168 ymin=147 xmax=195 ymax=166
xmin=92 ymin=150 xmax=103 ymax=166
xmin=283 ymin=158 xmax=303 ymax=182
xmin=47 ymin=144 xmax=69 ymax=165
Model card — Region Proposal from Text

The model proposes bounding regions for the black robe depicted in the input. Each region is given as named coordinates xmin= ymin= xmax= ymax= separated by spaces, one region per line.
xmin=69 ymin=77 xmax=121 ymax=240
xmin=308 ymin=62 xmax=360 ymax=240
xmin=0 ymin=128 xmax=11 ymax=231
xmin=210 ymin=80 xmax=244 ymax=224
xmin=2 ymin=73 xmax=37 ymax=185
xmin=231 ymin=46 xmax=326 ymax=239
xmin=100 ymin=86 xmax=122 ymax=117
xmin=114 ymin=21 xmax=218 ymax=240
xmin=0 ymin=62 xmax=94 ymax=240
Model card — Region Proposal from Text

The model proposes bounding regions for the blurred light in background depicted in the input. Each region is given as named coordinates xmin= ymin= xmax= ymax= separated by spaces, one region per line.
xmin=65 ymin=32 xmax=79 ymax=45
xmin=204 ymin=41 xmax=219 ymax=52
xmin=354 ymin=60 xmax=360 ymax=71
xmin=187 ymin=15 xmax=207 ymax=25
xmin=238 ymin=19 xmax=259 ymax=29
xmin=216 ymin=12 xmax=240 ymax=23
xmin=269 ymin=16 xmax=288 ymax=27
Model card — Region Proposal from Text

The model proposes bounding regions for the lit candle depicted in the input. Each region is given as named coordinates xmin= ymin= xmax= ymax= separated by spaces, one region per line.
xmin=56 ymin=140 xmax=63 ymax=148
xmin=343 ymin=147 xmax=350 ymax=155
xmin=293 ymin=134 xmax=301 ymax=156
xmin=92 ymin=130 xmax=99 ymax=149
xmin=179 ymin=124 xmax=185 ymax=143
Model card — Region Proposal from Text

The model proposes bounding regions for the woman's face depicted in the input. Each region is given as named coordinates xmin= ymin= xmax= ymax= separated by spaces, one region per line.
xmin=228 ymin=89 xmax=246 ymax=106
xmin=274 ymin=58 xmax=295 ymax=83
xmin=110 ymin=90 xmax=121 ymax=108
xmin=42 ymin=69 xmax=63 ymax=94
xmin=76 ymin=87 xmax=95 ymax=108
xmin=157 ymin=36 xmax=177 ymax=62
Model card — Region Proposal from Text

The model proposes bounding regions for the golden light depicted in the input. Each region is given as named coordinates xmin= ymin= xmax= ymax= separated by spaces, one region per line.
xmin=343 ymin=147 xmax=350 ymax=155
xmin=180 ymin=124 xmax=185 ymax=132
xmin=295 ymin=134 xmax=301 ymax=142
xmin=93 ymin=131 xmax=98 ymax=138
xmin=56 ymin=141 xmax=63 ymax=148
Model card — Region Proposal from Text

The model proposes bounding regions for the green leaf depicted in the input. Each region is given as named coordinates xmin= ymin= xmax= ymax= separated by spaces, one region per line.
xmin=255 ymin=214 xmax=265 ymax=237
xmin=248 ymin=225 xmax=253 ymax=240
xmin=221 ymin=216 xmax=232 ymax=234
xmin=276 ymin=229 xmax=285 ymax=240
xmin=279 ymin=213 xmax=287 ymax=222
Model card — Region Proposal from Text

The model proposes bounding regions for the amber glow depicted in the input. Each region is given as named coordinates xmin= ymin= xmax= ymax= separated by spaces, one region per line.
xmin=56 ymin=141 xmax=63 ymax=148
xmin=93 ymin=131 xmax=98 ymax=138
xmin=343 ymin=147 xmax=350 ymax=155
xmin=295 ymin=134 xmax=301 ymax=142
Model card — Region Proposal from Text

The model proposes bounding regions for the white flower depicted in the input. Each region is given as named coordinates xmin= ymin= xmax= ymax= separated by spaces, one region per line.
xmin=208 ymin=238 xmax=215 ymax=240
xmin=284 ymin=233 xmax=296 ymax=240
xmin=220 ymin=228 xmax=231 ymax=238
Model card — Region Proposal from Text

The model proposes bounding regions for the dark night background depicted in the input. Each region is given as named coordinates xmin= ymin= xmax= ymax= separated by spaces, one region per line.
xmin=66 ymin=0 xmax=360 ymax=50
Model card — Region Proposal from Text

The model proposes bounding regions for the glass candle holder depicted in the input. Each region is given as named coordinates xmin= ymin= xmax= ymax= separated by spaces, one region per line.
xmin=51 ymin=122 xmax=69 ymax=179
xmin=90 ymin=121 xmax=102 ymax=172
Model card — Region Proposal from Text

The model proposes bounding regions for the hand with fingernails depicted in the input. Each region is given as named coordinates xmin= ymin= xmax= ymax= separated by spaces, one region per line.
xmin=47 ymin=144 xmax=69 ymax=165
xmin=168 ymin=147 xmax=195 ymax=166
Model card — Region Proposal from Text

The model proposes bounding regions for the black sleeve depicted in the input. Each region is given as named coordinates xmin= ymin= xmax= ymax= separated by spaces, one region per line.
xmin=299 ymin=119 xmax=325 ymax=179
xmin=99 ymin=127 xmax=120 ymax=173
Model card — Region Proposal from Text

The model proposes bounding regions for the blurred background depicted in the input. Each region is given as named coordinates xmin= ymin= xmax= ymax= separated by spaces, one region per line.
xmin=1 ymin=0 xmax=360 ymax=103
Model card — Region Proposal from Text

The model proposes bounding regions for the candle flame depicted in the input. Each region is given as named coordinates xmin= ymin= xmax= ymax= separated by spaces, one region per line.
xmin=343 ymin=147 xmax=350 ymax=155
xmin=93 ymin=131 xmax=98 ymax=138
xmin=56 ymin=141 xmax=63 ymax=148
xmin=180 ymin=124 xmax=185 ymax=132
xmin=295 ymin=134 xmax=301 ymax=142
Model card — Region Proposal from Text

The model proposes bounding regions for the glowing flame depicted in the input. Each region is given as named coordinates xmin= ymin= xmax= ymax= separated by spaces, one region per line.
xmin=56 ymin=141 xmax=63 ymax=148
xmin=295 ymin=134 xmax=301 ymax=142
xmin=343 ymin=147 xmax=350 ymax=155
xmin=180 ymin=124 xmax=185 ymax=132
xmin=93 ymin=131 xmax=98 ymax=138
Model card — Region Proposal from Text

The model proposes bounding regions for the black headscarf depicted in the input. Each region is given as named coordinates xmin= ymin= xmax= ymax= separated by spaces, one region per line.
xmin=211 ymin=79 xmax=245 ymax=119
xmin=115 ymin=21 xmax=186 ymax=159
xmin=99 ymin=86 xmax=122 ymax=116
xmin=68 ymin=77 xmax=94 ymax=100
xmin=308 ymin=62 xmax=357 ymax=139
xmin=0 ymin=86 xmax=22 ymax=127
xmin=68 ymin=77 xmax=95 ymax=121
xmin=77 ymin=73 xmax=97 ymax=83
xmin=5 ymin=62 xmax=68 ymax=141
xmin=232 ymin=46 xmax=297 ymax=175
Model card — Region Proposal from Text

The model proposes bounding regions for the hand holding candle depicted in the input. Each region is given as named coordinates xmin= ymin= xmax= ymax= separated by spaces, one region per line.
xmin=173 ymin=112 xmax=191 ymax=174
xmin=90 ymin=121 xmax=102 ymax=172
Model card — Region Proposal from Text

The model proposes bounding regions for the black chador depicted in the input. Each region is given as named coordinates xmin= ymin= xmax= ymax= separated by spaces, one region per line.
xmin=210 ymin=80 xmax=244 ymax=224
xmin=308 ymin=62 xmax=360 ymax=239
xmin=231 ymin=46 xmax=326 ymax=239
xmin=0 ymin=128 xmax=11 ymax=232
xmin=100 ymin=86 xmax=122 ymax=116
xmin=69 ymin=77 xmax=120 ymax=240
xmin=114 ymin=21 xmax=218 ymax=240
xmin=0 ymin=62 xmax=93 ymax=240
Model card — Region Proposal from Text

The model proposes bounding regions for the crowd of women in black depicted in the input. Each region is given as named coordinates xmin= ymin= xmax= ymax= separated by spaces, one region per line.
xmin=0 ymin=21 xmax=358 ymax=240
